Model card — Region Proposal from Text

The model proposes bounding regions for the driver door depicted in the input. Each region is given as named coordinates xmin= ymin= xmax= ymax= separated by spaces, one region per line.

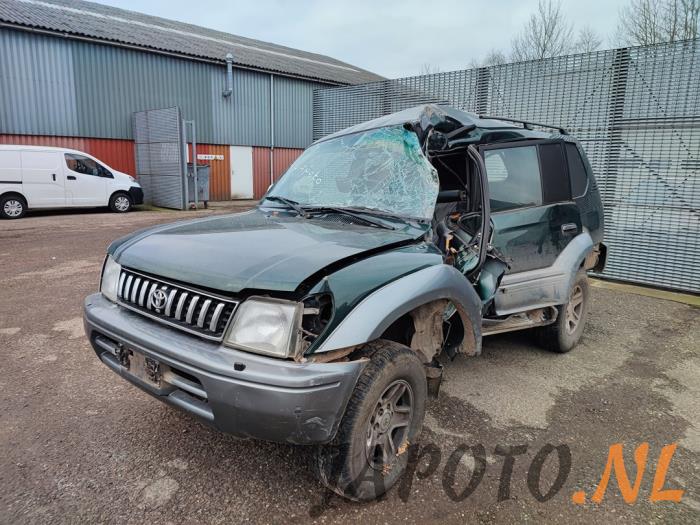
xmin=63 ymin=153 xmax=110 ymax=206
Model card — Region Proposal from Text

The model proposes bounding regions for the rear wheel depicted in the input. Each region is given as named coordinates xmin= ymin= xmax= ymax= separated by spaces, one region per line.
xmin=535 ymin=270 xmax=589 ymax=353
xmin=313 ymin=340 xmax=426 ymax=501
xmin=1 ymin=194 xmax=27 ymax=219
xmin=109 ymin=192 xmax=132 ymax=213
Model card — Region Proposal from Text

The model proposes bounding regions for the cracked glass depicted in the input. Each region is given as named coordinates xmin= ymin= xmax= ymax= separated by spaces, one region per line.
xmin=268 ymin=126 xmax=439 ymax=219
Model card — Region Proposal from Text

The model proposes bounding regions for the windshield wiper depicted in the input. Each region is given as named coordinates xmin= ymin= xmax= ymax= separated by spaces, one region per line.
xmin=339 ymin=206 xmax=427 ymax=225
xmin=304 ymin=206 xmax=396 ymax=230
xmin=262 ymin=196 xmax=308 ymax=218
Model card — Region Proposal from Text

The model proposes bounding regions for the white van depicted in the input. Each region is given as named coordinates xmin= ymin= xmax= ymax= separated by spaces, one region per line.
xmin=0 ymin=145 xmax=143 ymax=219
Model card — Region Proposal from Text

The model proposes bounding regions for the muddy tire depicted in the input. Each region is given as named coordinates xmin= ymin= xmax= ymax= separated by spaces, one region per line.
xmin=535 ymin=271 xmax=590 ymax=353
xmin=1 ymin=194 xmax=27 ymax=219
xmin=109 ymin=192 xmax=132 ymax=213
xmin=312 ymin=340 xmax=427 ymax=501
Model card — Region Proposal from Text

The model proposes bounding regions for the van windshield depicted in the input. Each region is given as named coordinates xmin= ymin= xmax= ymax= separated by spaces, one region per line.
xmin=267 ymin=126 xmax=439 ymax=220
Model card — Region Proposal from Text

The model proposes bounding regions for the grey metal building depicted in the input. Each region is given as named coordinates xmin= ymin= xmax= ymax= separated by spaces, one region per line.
xmin=0 ymin=0 xmax=382 ymax=200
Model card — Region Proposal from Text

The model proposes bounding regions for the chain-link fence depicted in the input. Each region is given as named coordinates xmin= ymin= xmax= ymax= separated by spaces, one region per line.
xmin=313 ymin=40 xmax=700 ymax=293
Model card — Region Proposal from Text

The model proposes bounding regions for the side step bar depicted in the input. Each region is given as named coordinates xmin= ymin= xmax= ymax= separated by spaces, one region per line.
xmin=482 ymin=306 xmax=558 ymax=336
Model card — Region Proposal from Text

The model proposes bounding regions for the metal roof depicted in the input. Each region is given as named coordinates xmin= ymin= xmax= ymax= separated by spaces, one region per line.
xmin=0 ymin=0 xmax=385 ymax=85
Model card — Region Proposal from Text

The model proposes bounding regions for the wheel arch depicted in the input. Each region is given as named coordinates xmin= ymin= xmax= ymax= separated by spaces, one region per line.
xmin=314 ymin=264 xmax=483 ymax=360
xmin=1 ymin=190 xmax=28 ymax=205
xmin=109 ymin=189 xmax=130 ymax=201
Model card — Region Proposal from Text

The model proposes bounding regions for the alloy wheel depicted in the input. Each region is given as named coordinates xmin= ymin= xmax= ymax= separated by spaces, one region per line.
xmin=564 ymin=284 xmax=584 ymax=334
xmin=365 ymin=379 xmax=414 ymax=470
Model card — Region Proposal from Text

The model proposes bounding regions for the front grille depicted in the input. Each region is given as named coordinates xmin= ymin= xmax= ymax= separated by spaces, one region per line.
xmin=117 ymin=269 xmax=238 ymax=341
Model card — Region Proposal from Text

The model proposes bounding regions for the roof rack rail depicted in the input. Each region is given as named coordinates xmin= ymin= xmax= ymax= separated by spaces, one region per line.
xmin=478 ymin=115 xmax=568 ymax=135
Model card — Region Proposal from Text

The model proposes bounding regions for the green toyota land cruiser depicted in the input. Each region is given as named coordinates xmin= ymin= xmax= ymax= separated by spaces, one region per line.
xmin=84 ymin=104 xmax=605 ymax=501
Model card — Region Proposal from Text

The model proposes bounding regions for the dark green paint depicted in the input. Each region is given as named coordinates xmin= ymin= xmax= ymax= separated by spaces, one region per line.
xmin=305 ymin=243 xmax=444 ymax=352
xmin=111 ymin=208 xmax=428 ymax=294
xmin=491 ymin=203 xmax=582 ymax=273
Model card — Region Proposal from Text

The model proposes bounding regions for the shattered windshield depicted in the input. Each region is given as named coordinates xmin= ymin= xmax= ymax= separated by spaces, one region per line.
xmin=267 ymin=126 xmax=439 ymax=220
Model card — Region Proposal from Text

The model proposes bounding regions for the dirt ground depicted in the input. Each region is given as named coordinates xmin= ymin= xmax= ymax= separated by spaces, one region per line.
xmin=1 ymin=205 xmax=698 ymax=524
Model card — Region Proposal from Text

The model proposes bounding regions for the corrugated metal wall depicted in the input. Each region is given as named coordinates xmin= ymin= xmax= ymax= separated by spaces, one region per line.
xmin=0 ymin=27 xmax=320 ymax=148
xmin=187 ymin=143 xmax=231 ymax=201
xmin=0 ymin=134 xmax=303 ymax=201
xmin=251 ymin=147 xmax=304 ymax=199
xmin=0 ymin=134 xmax=136 ymax=175
xmin=273 ymin=77 xmax=319 ymax=149
xmin=312 ymin=40 xmax=700 ymax=293
xmin=0 ymin=29 xmax=79 ymax=136
xmin=252 ymin=147 xmax=272 ymax=199
xmin=273 ymin=148 xmax=303 ymax=180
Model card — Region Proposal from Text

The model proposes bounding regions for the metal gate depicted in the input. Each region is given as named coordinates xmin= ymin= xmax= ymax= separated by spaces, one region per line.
xmin=133 ymin=107 xmax=187 ymax=209
xmin=313 ymin=39 xmax=700 ymax=293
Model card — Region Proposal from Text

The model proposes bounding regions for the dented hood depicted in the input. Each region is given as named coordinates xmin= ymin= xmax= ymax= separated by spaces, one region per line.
xmin=109 ymin=208 xmax=425 ymax=294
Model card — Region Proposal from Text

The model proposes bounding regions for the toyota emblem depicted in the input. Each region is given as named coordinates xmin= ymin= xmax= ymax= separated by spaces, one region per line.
xmin=150 ymin=288 xmax=168 ymax=310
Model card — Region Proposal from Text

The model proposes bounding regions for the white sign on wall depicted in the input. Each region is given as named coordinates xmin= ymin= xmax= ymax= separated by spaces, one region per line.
xmin=197 ymin=154 xmax=224 ymax=161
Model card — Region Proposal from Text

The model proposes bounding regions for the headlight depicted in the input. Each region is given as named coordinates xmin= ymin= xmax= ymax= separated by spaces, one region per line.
xmin=224 ymin=297 xmax=302 ymax=358
xmin=100 ymin=255 xmax=122 ymax=303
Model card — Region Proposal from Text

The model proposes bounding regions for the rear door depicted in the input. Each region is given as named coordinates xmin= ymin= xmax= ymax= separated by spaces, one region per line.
xmin=0 ymin=149 xmax=23 ymax=193
xmin=480 ymin=140 xmax=581 ymax=274
xmin=63 ymin=153 xmax=109 ymax=206
xmin=20 ymin=150 xmax=66 ymax=207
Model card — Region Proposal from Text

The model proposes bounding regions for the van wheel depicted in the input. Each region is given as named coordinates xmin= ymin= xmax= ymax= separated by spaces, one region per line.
xmin=1 ymin=194 xmax=27 ymax=219
xmin=312 ymin=340 xmax=426 ymax=501
xmin=109 ymin=192 xmax=132 ymax=213
xmin=534 ymin=271 xmax=590 ymax=353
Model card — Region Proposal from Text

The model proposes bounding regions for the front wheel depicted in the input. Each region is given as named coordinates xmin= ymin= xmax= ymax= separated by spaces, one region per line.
xmin=534 ymin=270 xmax=590 ymax=353
xmin=313 ymin=340 xmax=427 ymax=501
xmin=109 ymin=192 xmax=132 ymax=213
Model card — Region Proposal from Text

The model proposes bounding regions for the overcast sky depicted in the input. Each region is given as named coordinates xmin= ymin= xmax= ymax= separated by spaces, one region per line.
xmin=94 ymin=0 xmax=629 ymax=78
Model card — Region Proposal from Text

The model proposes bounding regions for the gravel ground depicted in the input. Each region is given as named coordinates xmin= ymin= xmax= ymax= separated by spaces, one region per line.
xmin=1 ymin=206 xmax=698 ymax=524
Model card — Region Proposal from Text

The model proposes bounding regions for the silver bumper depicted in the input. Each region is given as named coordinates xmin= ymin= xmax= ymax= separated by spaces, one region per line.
xmin=83 ymin=293 xmax=365 ymax=444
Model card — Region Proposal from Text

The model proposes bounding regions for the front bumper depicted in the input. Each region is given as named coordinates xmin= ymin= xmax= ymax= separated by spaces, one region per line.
xmin=83 ymin=293 xmax=365 ymax=444
xmin=128 ymin=186 xmax=144 ymax=205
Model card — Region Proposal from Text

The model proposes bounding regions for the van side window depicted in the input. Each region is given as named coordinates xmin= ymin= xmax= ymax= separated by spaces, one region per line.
xmin=484 ymin=145 xmax=542 ymax=211
xmin=565 ymin=143 xmax=588 ymax=197
xmin=65 ymin=154 xmax=100 ymax=176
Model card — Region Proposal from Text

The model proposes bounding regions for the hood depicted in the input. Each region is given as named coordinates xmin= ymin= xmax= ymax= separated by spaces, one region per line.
xmin=110 ymin=208 xmax=426 ymax=294
xmin=113 ymin=170 xmax=138 ymax=185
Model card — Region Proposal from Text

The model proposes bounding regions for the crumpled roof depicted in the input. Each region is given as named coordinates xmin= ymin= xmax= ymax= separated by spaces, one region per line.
xmin=317 ymin=104 xmax=524 ymax=143
xmin=0 ymin=0 xmax=384 ymax=85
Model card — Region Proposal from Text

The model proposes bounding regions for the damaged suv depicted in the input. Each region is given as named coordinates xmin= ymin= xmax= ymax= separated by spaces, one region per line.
xmin=84 ymin=105 xmax=605 ymax=500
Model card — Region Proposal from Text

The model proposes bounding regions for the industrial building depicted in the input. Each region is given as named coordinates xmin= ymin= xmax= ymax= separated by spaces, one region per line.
xmin=0 ymin=0 xmax=382 ymax=200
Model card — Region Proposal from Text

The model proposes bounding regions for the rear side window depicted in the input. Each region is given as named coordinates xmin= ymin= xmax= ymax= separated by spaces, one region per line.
xmin=565 ymin=143 xmax=588 ymax=197
xmin=539 ymin=143 xmax=571 ymax=203
xmin=484 ymin=145 xmax=542 ymax=211
xmin=65 ymin=153 xmax=100 ymax=176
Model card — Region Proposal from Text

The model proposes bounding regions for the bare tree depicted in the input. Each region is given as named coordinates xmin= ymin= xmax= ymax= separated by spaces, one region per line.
xmin=419 ymin=63 xmax=442 ymax=76
xmin=617 ymin=0 xmax=699 ymax=45
xmin=576 ymin=26 xmax=603 ymax=53
xmin=468 ymin=49 xmax=508 ymax=69
xmin=510 ymin=0 xmax=574 ymax=61
xmin=482 ymin=49 xmax=508 ymax=66
xmin=668 ymin=0 xmax=699 ymax=39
